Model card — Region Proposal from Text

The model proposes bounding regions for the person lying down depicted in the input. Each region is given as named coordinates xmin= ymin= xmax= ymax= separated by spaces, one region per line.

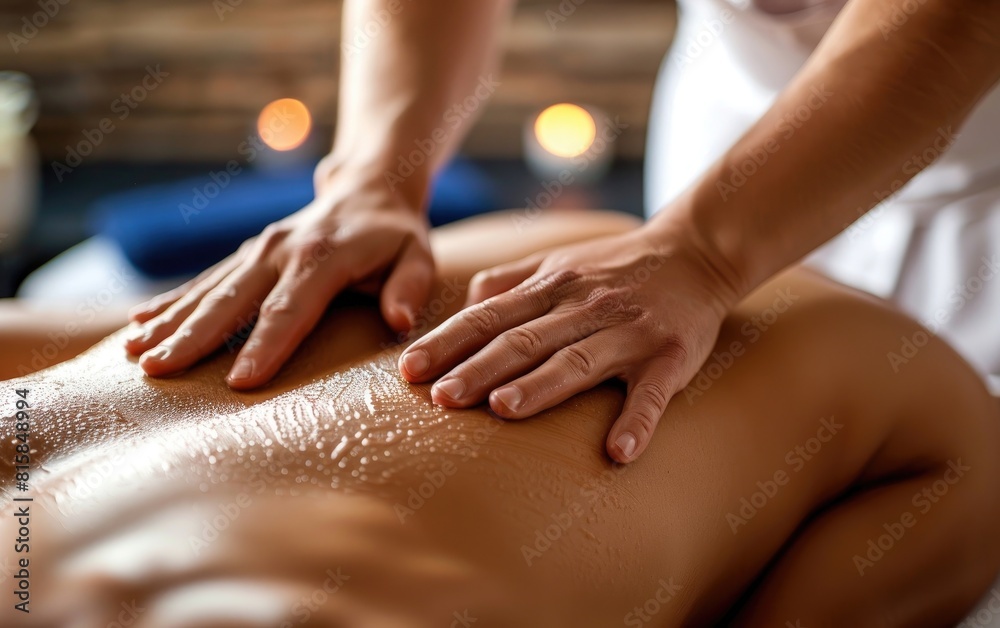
xmin=1 ymin=210 xmax=999 ymax=627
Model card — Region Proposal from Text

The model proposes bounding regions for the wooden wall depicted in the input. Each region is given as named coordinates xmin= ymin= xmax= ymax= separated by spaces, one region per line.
xmin=0 ymin=0 xmax=675 ymax=162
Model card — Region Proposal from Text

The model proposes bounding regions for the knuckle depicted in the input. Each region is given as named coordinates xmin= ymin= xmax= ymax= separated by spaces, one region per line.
xmin=256 ymin=224 xmax=287 ymax=253
xmin=148 ymin=303 xmax=187 ymax=331
xmin=630 ymin=381 xmax=671 ymax=436
xmin=145 ymin=315 xmax=175 ymax=336
xmin=202 ymin=286 xmax=235 ymax=308
xmin=536 ymin=269 xmax=580 ymax=300
xmin=455 ymin=360 xmax=493 ymax=388
xmin=628 ymin=411 xmax=659 ymax=440
xmin=468 ymin=270 xmax=494 ymax=295
xmin=260 ymin=293 xmax=295 ymax=318
xmin=235 ymin=238 xmax=256 ymax=257
xmin=585 ymin=289 xmax=638 ymax=321
xmin=502 ymin=327 xmax=544 ymax=361
xmin=292 ymin=234 xmax=335 ymax=265
xmin=558 ymin=344 xmax=599 ymax=379
xmin=656 ymin=333 xmax=690 ymax=364
xmin=464 ymin=303 xmax=504 ymax=339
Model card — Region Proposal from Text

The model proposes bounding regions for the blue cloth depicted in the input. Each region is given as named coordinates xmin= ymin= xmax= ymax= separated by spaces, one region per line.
xmin=88 ymin=159 xmax=498 ymax=279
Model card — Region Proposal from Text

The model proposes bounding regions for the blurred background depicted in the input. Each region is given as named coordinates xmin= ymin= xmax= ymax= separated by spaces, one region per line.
xmin=0 ymin=0 xmax=676 ymax=301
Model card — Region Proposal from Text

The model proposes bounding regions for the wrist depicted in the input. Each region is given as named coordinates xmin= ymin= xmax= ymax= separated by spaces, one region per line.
xmin=643 ymin=194 xmax=752 ymax=311
xmin=314 ymin=150 xmax=432 ymax=213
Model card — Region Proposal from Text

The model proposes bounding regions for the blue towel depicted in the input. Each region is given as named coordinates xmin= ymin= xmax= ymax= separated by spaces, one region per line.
xmin=89 ymin=158 xmax=499 ymax=278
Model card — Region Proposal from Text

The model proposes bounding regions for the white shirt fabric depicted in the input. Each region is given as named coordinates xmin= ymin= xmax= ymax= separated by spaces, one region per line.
xmin=645 ymin=0 xmax=1000 ymax=398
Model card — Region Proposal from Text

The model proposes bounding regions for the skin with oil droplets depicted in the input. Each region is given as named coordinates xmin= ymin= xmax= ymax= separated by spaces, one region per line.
xmin=1 ymin=211 xmax=999 ymax=626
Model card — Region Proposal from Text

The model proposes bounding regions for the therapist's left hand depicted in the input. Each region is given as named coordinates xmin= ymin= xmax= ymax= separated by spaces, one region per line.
xmin=398 ymin=222 xmax=741 ymax=463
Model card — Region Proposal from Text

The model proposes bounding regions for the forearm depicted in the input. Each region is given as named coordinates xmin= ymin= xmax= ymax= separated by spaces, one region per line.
xmin=323 ymin=0 xmax=514 ymax=207
xmin=652 ymin=0 xmax=1000 ymax=302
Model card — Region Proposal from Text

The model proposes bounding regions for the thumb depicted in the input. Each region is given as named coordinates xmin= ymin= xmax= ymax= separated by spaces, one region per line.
xmin=465 ymin=252 xmax=545 ymax=307
xmin=606 ymin=367 xmax=677 ymax=463
xmin=381 ymin=238 xmax=435 ymax=333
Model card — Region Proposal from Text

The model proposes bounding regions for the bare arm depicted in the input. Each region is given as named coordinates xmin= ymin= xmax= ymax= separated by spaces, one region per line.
xmin=658 ymin=0 xmax=1000 ymax=301
xmin=125 ymin=0 xmax=514 ymax=389
xmin=322 ymin=0 xmax=515 ymax=208
xmin=399 ymin=0 xmax=1000 ymax=464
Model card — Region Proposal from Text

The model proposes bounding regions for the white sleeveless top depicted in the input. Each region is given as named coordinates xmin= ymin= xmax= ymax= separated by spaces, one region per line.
xmin=646 ymin=0 xmax=1000 ymax=398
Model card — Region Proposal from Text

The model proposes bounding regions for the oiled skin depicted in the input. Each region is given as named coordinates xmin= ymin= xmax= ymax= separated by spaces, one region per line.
xmin=0 ymin=210 xmax=998 ymax=627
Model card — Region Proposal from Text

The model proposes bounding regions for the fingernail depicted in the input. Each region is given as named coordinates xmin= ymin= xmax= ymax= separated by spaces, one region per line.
xmin=124 ymin=325 xmax=149 ymax=343
xmin=142 ymin=346 xmax=170 ymax=362
xmin=433 ymin=377 xmax=466 ymax=402
xmin=493 ymin=386 xmax=522 ymax=413
xmin=228 ymin=358 xmax=254 ymax=382
xmin=615 ymin=433 xmax=637 ymax=459
xmin=401 ymin=350 xmax=429 ymax=377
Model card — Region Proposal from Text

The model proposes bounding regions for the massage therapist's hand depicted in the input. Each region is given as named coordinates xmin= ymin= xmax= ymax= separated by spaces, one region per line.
xmin=398 ymin=221 xmax=741 ymax=463
xmin=124 ymin=159 xmax=434 ymax=389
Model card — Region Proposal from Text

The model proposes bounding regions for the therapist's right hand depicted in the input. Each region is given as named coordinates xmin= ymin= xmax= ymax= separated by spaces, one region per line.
xmin=123 ymin=160 xmax=435 ymax=389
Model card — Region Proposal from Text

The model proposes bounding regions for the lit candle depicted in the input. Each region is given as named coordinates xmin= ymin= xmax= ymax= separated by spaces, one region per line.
xmin=523 ymin=103 xmax=614 ymax=184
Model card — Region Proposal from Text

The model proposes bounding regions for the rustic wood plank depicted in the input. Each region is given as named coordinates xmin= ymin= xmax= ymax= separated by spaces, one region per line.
xmin=1 ymin=0 xmax=676 ymax=161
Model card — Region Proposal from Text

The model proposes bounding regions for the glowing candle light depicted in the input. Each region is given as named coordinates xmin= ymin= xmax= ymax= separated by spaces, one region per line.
xmin=533 ymin=103 xmax=597 ymax=158
xmin=523 ymin=103 xmax=613 ymax=185
xmin=257 ymin=98 xmax=312 ymax=152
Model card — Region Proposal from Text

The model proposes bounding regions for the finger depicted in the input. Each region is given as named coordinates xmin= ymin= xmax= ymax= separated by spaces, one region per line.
xmin=430 ymin=307 xmax=603 ymax=407
xmin=123 ymin=259 xmax=241 ymax=356
xmin=138 ymin=263 xmax=278 ymax=377
xmin=606 ymin=364 xmax=679 ymax=463
xmin=127 ymin=244 xmax=248 ymax=323
xmin=398 ymin=270 xmax=575 ymax=383
xmin=127 ymin=282 xmax=194 ymax=324
xmin=465 ymin=252 xmax=545 ymax=306
xmin=486 ymin=330 xmax=630 ymax=419
xmin=380 ymin=237 xmax=435 ymax=333
xmin=226 ymin=250 xmax=352 ymax=389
